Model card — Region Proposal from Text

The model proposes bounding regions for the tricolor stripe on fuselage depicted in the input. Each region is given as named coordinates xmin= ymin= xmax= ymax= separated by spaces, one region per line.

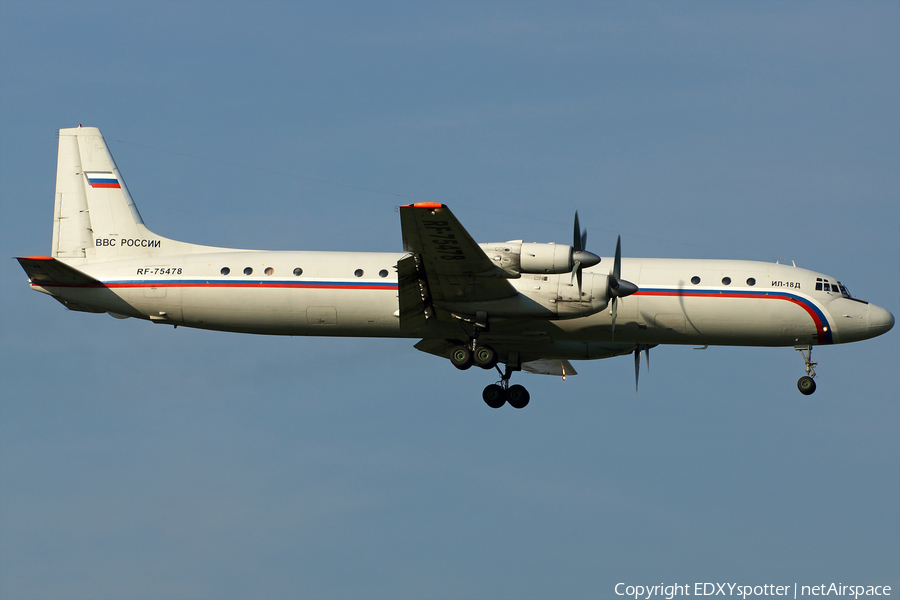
xmin=634 ymin=288 xmax=833 ymax=344
xmin=102 ymin=279 xmax=399 ymax=291
xmin=31 ymin=279 xmax=399 ymax=292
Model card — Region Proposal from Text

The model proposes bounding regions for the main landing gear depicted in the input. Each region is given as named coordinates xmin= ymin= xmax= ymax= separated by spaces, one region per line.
xmin=449 ymin=314 xmax=531 ymax=409
xmin=449 ymin=314 xmax=499 ymax=371
xmin=795 ymin=344 xmax=818 ymax=396
xmin=450 ymin=344 xmax=498 ymax=370
xmin=482 ymin=363 xmax=530 ymax=409
xmin=453 ymin=343 xmax=528 ymax=408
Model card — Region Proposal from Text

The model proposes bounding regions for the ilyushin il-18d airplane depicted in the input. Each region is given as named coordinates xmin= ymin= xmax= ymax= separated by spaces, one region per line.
xmin=16 ymin=127 xmax=895 ymax=408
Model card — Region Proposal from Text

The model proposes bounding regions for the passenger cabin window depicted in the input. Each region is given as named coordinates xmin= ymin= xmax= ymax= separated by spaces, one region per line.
xmin=221 ymin=267 xmax=230 ymax=276
xmin=265 ymin=267 xmax=274 ymax=276
xmin=293 ymin=268 xmax=303 ymax=276
xmin=379 ymin=269 xmax=389 ymax=278
xmin=691 ymin=276 xmax=701 ymax=285
xmin=354 ymin=269 xmax=364 ymax=277
xmin=747 ymin=278 xmax=756 ymax=286
xmin=244 ymin=267 xmax=253 ymax=276
xmin=722 ymin=277 xmax=731 ymax=285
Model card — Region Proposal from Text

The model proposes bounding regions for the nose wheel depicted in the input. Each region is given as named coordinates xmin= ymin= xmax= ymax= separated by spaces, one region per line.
xmin=795 ymin=344 xmax=818 ymax=396
xmin=482 ymin=363 xmax=530 ymax=409
xmin=797 ymin=376 xmax=817 ymax=395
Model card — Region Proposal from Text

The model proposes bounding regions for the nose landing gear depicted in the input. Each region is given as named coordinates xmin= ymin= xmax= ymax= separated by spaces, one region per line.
xmin=795 ymin=344 xmax=818 ymax=395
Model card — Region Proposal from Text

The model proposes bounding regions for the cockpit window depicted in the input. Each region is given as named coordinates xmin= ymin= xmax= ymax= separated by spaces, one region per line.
xmin=817 ymin=278 xmax=858 ymax=300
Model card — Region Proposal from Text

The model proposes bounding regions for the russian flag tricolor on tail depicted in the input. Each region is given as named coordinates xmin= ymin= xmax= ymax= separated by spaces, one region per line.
xmin=85 ymin=172 xmax=121 ymax=189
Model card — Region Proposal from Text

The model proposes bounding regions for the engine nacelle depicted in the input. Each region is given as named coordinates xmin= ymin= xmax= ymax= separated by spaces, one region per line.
xmin=479 ymin=241 xmax=601 ymax=276
xmin=434 ymin=272 xmax=611 ymax=321
xmin=555 ymin=272 xmax=610 ymax=318
xmin=519 ymin=243 xmax=574 ymax=274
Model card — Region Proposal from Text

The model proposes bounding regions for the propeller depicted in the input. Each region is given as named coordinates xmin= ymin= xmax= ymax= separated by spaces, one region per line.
xmin=565 ymin=214 xmax=636 ymax=330
xmin=569 ymin=212 xmax=600 ymax=295
xmin=608 ymin=235 xmax=638 ymax=339
xmin=634 ymin=344 xmax=650 ymax=393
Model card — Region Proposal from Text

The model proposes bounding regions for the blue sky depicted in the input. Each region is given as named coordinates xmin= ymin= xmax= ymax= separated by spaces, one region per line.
xmin=1 ymin=2 xmax=898 ymax=598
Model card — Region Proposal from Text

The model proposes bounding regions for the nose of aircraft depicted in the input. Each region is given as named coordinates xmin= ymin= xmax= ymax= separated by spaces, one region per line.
xmin=867 ymin=304 xmax=895 ymax=337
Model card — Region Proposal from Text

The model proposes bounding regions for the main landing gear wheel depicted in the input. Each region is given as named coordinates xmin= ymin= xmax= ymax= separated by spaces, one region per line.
xmin=482 ymin=384 xmax=507 ymax=408
xmin=451 ymin=345 xmax=473 ymax=370
xmin=797 ymin=376 xmax=817 ymax=395
xmin=473 ymin=345 xmax=498 ymax=369
xmin=481 ymin=362 xmax=531 ymax=409
xmin=506 ymin=384 xmax=530 ymax=409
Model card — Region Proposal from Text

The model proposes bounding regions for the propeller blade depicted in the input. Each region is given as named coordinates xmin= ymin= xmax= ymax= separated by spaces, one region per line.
xmin=611 ymin=296 xmax=618 ymax=339
xmin=573 ymin=212 xmax=583 ymax=252
xmin=576 ymin=264 xmax=583 ymax=295
xmin=613 ymin=235 xmax=622 ymax=281
xmin=634 ymin=345 xmax=640 ymax=393
xmin=570 ymin=259 xmax=583 ymax=295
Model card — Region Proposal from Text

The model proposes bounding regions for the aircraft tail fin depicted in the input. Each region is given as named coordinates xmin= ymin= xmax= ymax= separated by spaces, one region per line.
xmin=51 ymin=126 xmax=199 ymax=261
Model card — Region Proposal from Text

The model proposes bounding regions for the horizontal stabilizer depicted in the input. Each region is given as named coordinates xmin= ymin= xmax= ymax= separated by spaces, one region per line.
xmin=522 ymin=359 xmax=578 ymax=377
xmin=15 ymin=256 xmax=100 ymax=287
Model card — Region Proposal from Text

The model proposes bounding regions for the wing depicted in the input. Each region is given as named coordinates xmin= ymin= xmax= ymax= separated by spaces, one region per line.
xmin=399 ymin=203 xmax=517 ymax=305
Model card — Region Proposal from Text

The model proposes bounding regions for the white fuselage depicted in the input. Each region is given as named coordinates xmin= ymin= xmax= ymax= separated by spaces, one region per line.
xmin=32 ymin=251 xmax=892 ymax=355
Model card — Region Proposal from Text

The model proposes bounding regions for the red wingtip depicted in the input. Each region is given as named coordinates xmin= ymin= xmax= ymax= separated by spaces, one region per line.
xmin=17 ymin=256 xmax=55 ymax=261
xmin=405 ymin=202 xmax=444 ymax=209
